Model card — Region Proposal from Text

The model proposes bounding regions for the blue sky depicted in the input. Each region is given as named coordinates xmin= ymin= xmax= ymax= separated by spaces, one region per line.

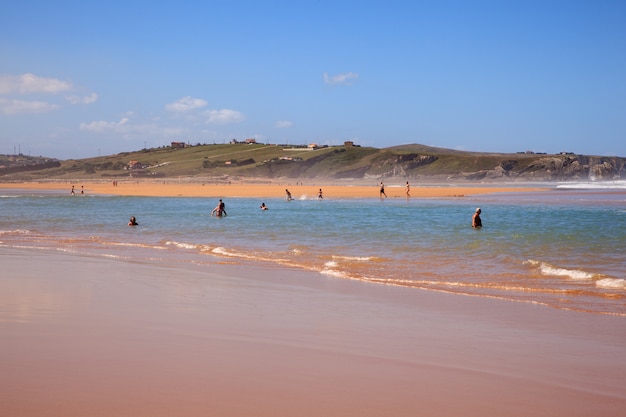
xmin=1 ymin=1 xmax=625 ymax=159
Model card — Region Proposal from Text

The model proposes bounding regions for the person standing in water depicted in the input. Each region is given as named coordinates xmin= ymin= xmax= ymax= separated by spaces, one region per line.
xmin=128 ymin=216 xmax=138 ymax=226
xmin=379 ymin=182 xmax=387 ymax=198
xmin=285 ymin=189 xmax=293 ymax=201
xmin=472 ymin=208 xmax=482 ymax=228
xmin=212 ymin=199 xmax=227 ymax=217
xmin=317 ymin=188 xmax=323 ymax=199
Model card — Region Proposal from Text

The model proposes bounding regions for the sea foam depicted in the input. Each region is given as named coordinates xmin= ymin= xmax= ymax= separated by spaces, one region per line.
xmin=556 ymin=180 xmax=626 ymax=189
xmin=596 ymin=278 xmax=625 ymax=289
xmin=527 ymin=260 xmax=595 ymax=280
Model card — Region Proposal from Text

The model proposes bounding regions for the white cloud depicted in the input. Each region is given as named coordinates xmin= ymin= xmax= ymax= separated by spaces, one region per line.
xmin=166 ymin=96 xmax=208 ymax=112
xmin=0 ymin=73 xmax=73 ymax=95
xmin=275 ymin=120 xmax=293 ymax=128
xmin=206 ymin=109 xmax=245 ymax=125
xmin=66 ymin=92 xmax=98 ymax=105
xmin=80 ymin=117 xmax=129 ymax=132
xmin=0 ymin=98 xmax=59 ymax=114
xmin=323 ymin=71 xmax=359 ymax=86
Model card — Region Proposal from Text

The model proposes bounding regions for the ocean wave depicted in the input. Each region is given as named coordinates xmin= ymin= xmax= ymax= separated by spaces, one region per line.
xmin=320 ymin=268 xmax=349 ymax=279
xmin=526 ymin=260 xmax=595 ymax=280
xmin=596 ymin=278 xmax=625 ymax=289
xmin=556 ymin=180 xmax=626 ymax=189
xmin=332 ymin=255 xmax=374 ymax=261
xmin=165 ymin=241 xmax=200 ymax=250
xmin=0 ymin=229 xmax=32 ymax=236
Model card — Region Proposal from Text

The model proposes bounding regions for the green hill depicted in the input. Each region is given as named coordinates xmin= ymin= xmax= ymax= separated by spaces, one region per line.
xmin=1 ymin=143 xmax=624 ymax=182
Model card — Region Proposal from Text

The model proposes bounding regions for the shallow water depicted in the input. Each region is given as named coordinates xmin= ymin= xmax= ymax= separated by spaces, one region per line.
xmin=1 ymin=186 xmax=625 ymax=316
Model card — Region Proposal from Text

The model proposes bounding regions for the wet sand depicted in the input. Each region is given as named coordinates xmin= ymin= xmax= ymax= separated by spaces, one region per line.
xmin=0 ymin=180 xmax=547 ymax=199
xmin=2 ymin=247 xmax=625 ymax=416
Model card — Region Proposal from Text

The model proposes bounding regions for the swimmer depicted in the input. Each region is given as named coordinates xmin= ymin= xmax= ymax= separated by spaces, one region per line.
xmin=472 ymin=208 xmax=482 ymax=228
xmin=212 ymin=199 xmax=227 ymax=217
xmin=128 ymin=216 xmax=138 ymax=226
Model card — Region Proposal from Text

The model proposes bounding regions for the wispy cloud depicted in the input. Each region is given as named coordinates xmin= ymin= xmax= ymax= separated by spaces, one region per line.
xmin=206 ymin=109 xmax=245 ymax=125
xmin=165 ymin=96 xmax=208 ymax=112
xmin=66 ymin=92 xmax=98 ymax=105
xmin=323 ymin=71 xmax=359 ymax=86
xmin=0 ymin=98 xmax=59 ymax=114
xmin=275 ymin=120 xmax=293 ymax=128
xmin=80 ymin=117 xmax=129 ymax=132
xmin=0 ymin=73 xmax=73 ymax=95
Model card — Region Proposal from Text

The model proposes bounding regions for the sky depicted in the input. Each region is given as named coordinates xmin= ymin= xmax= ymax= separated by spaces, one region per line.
xmin=1 ymin=0 xmax=625 ymax=159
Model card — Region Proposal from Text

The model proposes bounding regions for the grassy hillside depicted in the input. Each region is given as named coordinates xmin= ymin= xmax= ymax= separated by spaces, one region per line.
xmin=2 ymin=143 xmax=624 ymax=182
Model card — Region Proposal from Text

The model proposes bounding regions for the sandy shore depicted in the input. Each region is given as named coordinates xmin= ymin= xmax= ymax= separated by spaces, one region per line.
xmin=0 ymin=180 xmax=548 ymax=198
xmin=2 ymin=247 xmax=625 ymax=417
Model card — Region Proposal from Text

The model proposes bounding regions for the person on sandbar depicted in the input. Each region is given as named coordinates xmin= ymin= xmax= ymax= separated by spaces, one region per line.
xmin=472 ymin=208 xmax=482 ymax=228
xmin=128 ymin=216 xmax=139 ymax=226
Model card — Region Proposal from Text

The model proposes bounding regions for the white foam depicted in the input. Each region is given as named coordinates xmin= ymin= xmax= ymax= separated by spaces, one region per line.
xmin=324 ymin=261 xmax=338 ymax=268
xmin=556 ymin=180 xmax=626 ymax=189
xmin=596 ymin=278 xmax=625 ymax=289
xmin=332 ymin=255 xmax=373 ymax=261
xmin=211 ymin=246 xmax=232 ymax=256
xmin=320 ymin=268 xmax=349 ymax=279
xmin=539 ymin=263 xmax=595 ymax=280
xmin=528 ymin=260 xmax=596 ymax=280
xmin=0 ymin=229 xmax=31 ymax=236
xmin=165 ymin=241 xmax=198 ymax=250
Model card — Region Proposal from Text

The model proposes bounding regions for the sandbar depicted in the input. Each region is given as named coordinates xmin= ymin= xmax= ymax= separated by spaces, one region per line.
xmin=0 ymin=180 xmax=548 ymax=198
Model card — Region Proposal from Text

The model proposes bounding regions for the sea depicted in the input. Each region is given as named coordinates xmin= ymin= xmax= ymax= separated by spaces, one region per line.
xmin=1 ymin=181 xmax=625 ymax=316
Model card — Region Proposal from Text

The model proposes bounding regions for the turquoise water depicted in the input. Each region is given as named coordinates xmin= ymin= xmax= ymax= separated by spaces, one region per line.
xmin=1 ymin=187 xmax=625 ymax=316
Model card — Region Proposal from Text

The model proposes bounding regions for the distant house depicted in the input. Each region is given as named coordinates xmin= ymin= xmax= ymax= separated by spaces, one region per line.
xmin=171 ymin=141 xmax=186 ymax=148
xmin=344 ymin=141 xmax=355 ymax=147
xmin=128 ymin=160 xmax=143 ymax=170
xmin=245 ymin=138 xmax=257 ymax=144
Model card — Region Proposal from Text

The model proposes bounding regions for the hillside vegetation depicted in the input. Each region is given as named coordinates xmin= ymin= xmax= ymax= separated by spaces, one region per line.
xmin=2 ymin=143 xmax=625 ymax=182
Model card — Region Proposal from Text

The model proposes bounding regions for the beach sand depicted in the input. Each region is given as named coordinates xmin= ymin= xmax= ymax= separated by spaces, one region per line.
xmin=0 ymin=180 xmax=547 ymax=199
xmin=2 ymin=247 xmax=625 ymax=416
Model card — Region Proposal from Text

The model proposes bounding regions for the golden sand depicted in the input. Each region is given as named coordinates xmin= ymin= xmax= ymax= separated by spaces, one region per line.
xmin=0 ymin=180 xmax=547 ymax=198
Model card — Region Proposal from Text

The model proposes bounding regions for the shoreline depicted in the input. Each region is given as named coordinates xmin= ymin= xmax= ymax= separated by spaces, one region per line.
xmin=0 ymin=180 xmax=549 ymax=198
xmin=2 ymin=246 xmax=625 ymax=416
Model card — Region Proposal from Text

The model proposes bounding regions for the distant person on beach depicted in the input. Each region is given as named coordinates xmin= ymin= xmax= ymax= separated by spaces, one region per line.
xmin=379 ymin=182 xmax=387 ymax=198
xmin=212 ymin=199 xmax=227 ymax=217
xmin=128 ymin=216 xmax=138 ymax=226
xmin=405 ymin=181 xmax=410 ymax=197
xmin=472 ymin=208 xmax=482 ymax=228
xmin=318 ymin=188 xmax=323 ymax=199
xmin=260 ymin=202 xmax=268 ymax=210
xmin=71 ymin=185 xmax=75 ymax=195
xmin=80 ymin=185 xmax=84 ymax=195
xmin=285 ymin=189 xmax=292 ymax=201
